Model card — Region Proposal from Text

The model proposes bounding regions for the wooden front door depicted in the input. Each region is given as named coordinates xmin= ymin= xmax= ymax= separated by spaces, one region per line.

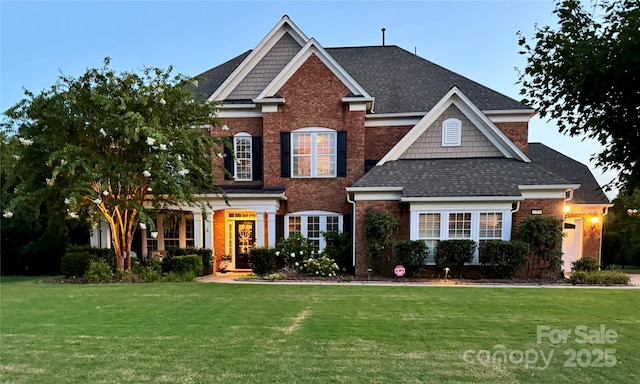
xmin=235 ymin=221 xmax=255 ymax=269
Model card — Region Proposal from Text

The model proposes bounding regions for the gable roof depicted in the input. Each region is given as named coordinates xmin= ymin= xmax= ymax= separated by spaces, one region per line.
xmin=207 ymin=15 xmax=309 ymax=102
xmin=256 ymin=38 xmax=372 ymax=101
xmin=528 ymin=143 xmax=610 ymax=204
xmin=327 ymin=46 xmax=530 ymax=114
xmin=193 ymin=42 xmax=531 ymax=114
xmin=351 ymin=157 xmax=572 ymax=199
xmin=378 ymin=87 xmax=530 ymax=164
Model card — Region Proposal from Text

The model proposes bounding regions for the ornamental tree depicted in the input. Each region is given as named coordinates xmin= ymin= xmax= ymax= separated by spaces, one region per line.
xmin=2 ymin=58 xmax=227 ymax=271
xmin=518 ymin=0 xmax=640 ymax=191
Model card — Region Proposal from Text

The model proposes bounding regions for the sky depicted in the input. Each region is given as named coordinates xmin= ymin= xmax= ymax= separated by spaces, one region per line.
xmin=0 ymin=0 xmax=618 ymax=199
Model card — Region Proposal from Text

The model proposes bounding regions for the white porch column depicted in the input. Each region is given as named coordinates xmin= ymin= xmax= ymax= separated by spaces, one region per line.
xmin=90 ymin=224 xmax=100 ymax=247
xmin=100 ymin=220 xmax=112 ymax=249
xmin=204 ymin=210 xmax=213 ymax=249
xmin=193 ymin=211 xmax=204 ymax=248
xmin=256 ymin=212 xmax=265 ymax=247
xmin=267 ymin=212 xmax=276 ymax=247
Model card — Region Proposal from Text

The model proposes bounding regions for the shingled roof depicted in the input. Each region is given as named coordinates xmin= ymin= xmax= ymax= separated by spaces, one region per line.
xmin=352 ymin=157 xmax=571 ymax=198
xmin=193 ymin=45 xmax=529 ymax=113
xmin=528 ymin=143 xmax=610 ymax=204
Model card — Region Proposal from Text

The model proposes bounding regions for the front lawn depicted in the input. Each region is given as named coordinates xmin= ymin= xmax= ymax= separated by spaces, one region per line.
xmin=1 ymin=278 xmax=638 ymax=383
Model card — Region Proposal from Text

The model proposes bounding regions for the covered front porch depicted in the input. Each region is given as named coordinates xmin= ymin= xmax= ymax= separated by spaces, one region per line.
xmin=89 ymin=188 xmax=286 ymax=273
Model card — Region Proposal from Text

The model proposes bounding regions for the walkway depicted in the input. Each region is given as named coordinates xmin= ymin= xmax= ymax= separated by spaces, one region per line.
xmin=198 ymin=272 xmax=640 ymax=288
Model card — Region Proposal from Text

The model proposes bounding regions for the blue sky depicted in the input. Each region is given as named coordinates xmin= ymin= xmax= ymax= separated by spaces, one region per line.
xmin=0 ymin=0 xmax=617 ymax=198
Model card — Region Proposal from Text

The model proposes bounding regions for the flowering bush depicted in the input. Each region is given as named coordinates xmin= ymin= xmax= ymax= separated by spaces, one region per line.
xmin=301 ymin=254 xmax=339 ymax=277
xmin=275 ymin=233 xmax=316 ymax=271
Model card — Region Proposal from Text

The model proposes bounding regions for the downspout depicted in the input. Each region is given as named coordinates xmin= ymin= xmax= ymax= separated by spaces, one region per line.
xmin=511 ymin=201 xmax=520 ymax=214
xmin=346 ymin=191 xmax=356 ymax=268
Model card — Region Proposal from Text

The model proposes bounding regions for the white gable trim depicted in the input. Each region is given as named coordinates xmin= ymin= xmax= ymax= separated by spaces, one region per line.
xmin=207 ymin=16 xmax=309 ymax=102
xmin=255 ymin=38 xmax=373 ymax=106
xmin=377 ymin=87 xmax=531 ymax=165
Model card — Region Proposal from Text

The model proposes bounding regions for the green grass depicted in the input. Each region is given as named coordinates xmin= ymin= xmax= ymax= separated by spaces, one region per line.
xmin=1 ymin=279 xmax=639 ymax=383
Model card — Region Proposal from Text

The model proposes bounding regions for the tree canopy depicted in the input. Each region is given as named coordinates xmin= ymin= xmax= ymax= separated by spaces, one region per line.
xmin=2 ymin=58 xmax=226 ymax=270
xmin=518 ymin=0 xmax=640 ymax=191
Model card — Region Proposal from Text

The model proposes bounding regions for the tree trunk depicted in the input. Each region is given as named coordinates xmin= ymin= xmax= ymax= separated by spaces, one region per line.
xmin=106 ymin=208 xmax=138 ymax=271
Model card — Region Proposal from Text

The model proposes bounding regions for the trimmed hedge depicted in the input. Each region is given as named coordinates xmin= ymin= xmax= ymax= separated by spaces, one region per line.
xmin=569 ymin=270 xmax=630 ymax=285
xmin=249 ymin=247 xmax=277 ymax=276
xmin=571 ymin=257 xmax=600 ymax=272
xmin=479 ymin=240 xmax=530 ymax=278
xmin=60 ymin=251 xmax=99 ymax=278
xmin=163 ymin=254 xmax=203 ymax=276
xmin=166 ymin=247 xmax=212 ymax=270
xmin=394 ymin=240 xmax=428 ymax=277
xmin=435 ymin=240 xmax=477 ymax=278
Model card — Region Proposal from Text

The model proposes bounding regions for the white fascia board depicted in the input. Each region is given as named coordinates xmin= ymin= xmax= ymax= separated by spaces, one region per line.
xmin=519 ymin=184 xmax=581 ymax=199
xmin=253 ymin=97 xmax=285 ymax=113
xmin=342 ymin=97 xmax=375 ymax=112
xmin=483 ymin=109 xmax=536 ymax=123
xmin=365 ymin=112 xmax=423 ymax=127
xmin=346 ymin=187 xmax=403 ymax=201
xmin=408 ymin=200 xmax=517 ymax=211
xmin=345 ymin=187 xmax=404 ymax=193
xmin=377 ymin=88 xmax=531 ymax=165
xmin=208 ymin=16 xmax=309 ymax=102
xmin=218 ymin=102 xmax=262 ymax=118
xmin=257 ymin=39 xmax=373 ymax=100
xmin=566 ymin=203 xmax=614 ymax=213
xmin=401 ymin=196 xmax=524 ymax=203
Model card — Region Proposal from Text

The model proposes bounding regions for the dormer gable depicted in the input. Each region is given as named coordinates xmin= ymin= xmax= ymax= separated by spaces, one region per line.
xmin=254 ymin=38 xmax=374 ymax=112
xmin=208 ymin=15 xmax=309 ymax=102
xmin=378 ymin=87 xmax=530 ymax=165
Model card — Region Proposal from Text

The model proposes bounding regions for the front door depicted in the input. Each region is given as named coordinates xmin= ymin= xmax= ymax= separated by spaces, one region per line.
xmin=562 ymin=218 xmax=583 ymax=272
xmin=235 ymin=220 xmax=255 ymax=269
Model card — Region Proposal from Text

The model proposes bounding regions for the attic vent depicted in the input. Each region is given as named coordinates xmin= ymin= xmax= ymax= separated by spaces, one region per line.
xmin=442 ymin=118 xmax=462 ymax=146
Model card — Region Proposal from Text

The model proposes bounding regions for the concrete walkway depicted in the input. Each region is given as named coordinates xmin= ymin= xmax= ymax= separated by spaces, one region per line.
xmin=198 ymin=272 xmax=640 ymax=288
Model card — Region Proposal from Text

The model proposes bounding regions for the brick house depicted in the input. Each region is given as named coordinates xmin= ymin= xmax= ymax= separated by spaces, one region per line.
xmin=92 ymin=15 xmax=611 ymax=275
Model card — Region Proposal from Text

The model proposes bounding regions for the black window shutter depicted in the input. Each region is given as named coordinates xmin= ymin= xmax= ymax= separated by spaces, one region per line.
xmin=276 ymin=215 xmax=285 ymax=242
xmin=223 ymin=136 xmax=234 ymax=180
xmin=337 ymin=131 xmax=347 ymax=177
xmin=252 ymin=136 xmax=262 ymax=181
xmin=343 ymin=214 xmax=352 ymax=234
xmin=280 ymin=132 xmax=291 ymax=178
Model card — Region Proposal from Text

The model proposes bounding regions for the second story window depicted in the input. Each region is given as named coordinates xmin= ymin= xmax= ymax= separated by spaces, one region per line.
xmin=234 ymin=133 xmax=252 ymax=181
xmin=292 ymin=128 xmax=336 ymax=178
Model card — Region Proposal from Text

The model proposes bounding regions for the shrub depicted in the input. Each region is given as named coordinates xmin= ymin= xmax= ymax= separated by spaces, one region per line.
xmin=516 ymin=216 xmax=563 ymax=276
xmin=301 ymin=254 xmax=339 ymax=277
xmin=60 ymin=251 xmax=99 ymax=278
xmin=84 ymin=259 xmax=113 ymax=283
xmin=249 ymin=247 xmax=277 ymax=276
xmin=66 ymin=245 xmax=116 ymax=268
xmin=435 ymin=240 xmax=477 ymax=278
xmin=364 ymin=208 xmax=400 ymax=264
xmin=394 ymin=240 xmax=428 ymax=277
xmin=275 ymin=233 xmax=316 ymax=270
xmin=138 ymin=266 xmax=163 ymax=283
xmin=322 ymin=231 xmax=351 ymax=271
xmin=166 ymin=247 xmax=212 ymax=273
xmin=163 ymin=271 xmax=196 ymax=282
xmin=571 ymin=257 xmax=600 ymax=272
xmin=479 ymin=240 xmax=530 ymax=279
xmin=163 ymin=254 xmax=203 ymax=275
xmin=569 ymin=270 xmax=630 ymax=285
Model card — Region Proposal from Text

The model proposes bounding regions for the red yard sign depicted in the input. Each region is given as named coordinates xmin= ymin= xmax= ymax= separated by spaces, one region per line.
xmin=394 ymin=265 xmax=406 ymax=277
